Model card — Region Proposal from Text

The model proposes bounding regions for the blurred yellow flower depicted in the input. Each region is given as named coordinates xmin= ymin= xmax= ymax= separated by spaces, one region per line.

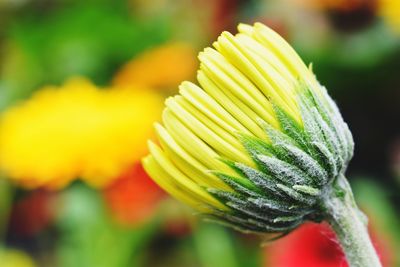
xmin=379 ymin=0 xmax=400 ymax=32
xmin=0 ymin=78 xmax=162 ymax=189
xmin=0 ymin=250 xmax=36 ymax=267
xmin=113 ymin=42 xmax=197 ymax=90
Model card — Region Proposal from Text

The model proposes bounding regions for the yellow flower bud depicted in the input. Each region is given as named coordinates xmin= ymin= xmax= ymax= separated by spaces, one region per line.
xmin=143 ymin=23 xmax=354 ymax=233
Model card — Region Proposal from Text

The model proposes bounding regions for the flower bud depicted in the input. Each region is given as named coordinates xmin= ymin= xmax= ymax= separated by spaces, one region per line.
xmin=143 ymin=22 xmax=354 ymax=234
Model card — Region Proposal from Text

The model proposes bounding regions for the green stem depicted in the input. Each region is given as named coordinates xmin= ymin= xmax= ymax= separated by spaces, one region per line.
xmin=0 ymin=178 xmax=14 ymax=248
xmin=323 ymin=175 xmax=382 ymax=267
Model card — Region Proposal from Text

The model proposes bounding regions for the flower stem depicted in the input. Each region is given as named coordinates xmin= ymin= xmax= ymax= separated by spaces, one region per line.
xmin=0 ymin=178 xmax=14 ymax=248
xmin=323 ymin=174 xmax=382 ymax=267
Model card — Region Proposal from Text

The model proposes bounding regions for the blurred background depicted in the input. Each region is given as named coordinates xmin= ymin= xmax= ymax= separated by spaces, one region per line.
xmin=0 ymin=0 xmax=399 ymax=266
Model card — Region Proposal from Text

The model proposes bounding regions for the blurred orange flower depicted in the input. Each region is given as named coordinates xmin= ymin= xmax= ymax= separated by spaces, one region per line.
xmin=103 ymin=162 xmax=165 ymax=227
xmin=113 ymin=43 xmax=197 ymax=91
xmin=0 ymin=78 xmax=163 ymax=189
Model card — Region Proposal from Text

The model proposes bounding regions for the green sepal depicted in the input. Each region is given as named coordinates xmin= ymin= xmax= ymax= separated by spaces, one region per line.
xmin=272 ymin=103 xmax=309 ymax=152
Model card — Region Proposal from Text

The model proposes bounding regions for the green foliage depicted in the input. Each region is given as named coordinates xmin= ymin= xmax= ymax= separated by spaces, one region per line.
xmin=352 ymin=178 xmax=400 ymax=266
xmin=56 ymin=183 xmax=160 ymax=267
xmin=193 ymin=222 xmax=239 ymax=267
xmin=0 ymin=178 xmax=14 ymax=244
xmin=1 ymin=1 xmax=171 ymax=110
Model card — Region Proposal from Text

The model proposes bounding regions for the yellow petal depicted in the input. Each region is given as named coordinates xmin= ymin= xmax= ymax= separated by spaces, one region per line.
xmin=147 ymin=141 xmax=227 ymax=210
xmin=165 ymin=96 xmax=253 ymax=166
xmin=179 ymin=81 xmax=249 ymax=134
xmin=197 ymin=70 xmax=267 ymax=139
xmin=142 ymin=155 xmax=213 ymax=213
xmin=155 ymin=123 xmax=230 ymax=190
xmin=162 ymin=109 xmax=235 ymax=175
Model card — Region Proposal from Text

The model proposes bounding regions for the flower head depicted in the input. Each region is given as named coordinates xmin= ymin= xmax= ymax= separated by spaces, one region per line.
xmin=143 ymin=23 xmax=354 ymax=234
xmin=0 ymin=78 xmax=162 ymax=189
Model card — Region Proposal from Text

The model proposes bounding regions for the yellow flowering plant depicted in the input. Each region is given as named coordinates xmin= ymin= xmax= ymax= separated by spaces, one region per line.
xmin=0 ymin=78 xmax=162 ymax=189
xmin=143 ymin=23 xmax=381 ymax=267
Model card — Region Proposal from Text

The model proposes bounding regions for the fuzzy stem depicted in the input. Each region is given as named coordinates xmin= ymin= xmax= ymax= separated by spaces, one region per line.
xmin=323 ymin=174 xmax=382 ymax=267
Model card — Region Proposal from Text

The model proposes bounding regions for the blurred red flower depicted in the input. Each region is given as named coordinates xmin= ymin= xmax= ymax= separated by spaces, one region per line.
xmin=9 ymin=190 xmax=55 ymax=237
xmin=211 ymin=0 xmax=239 ymax=35
xmin=103 ymin=163 xmax=165 ymax=227
xmin=163 ymin=215 xmax=192 ymax=237
xmin=264 ymin=222 xmax=393 ymax=267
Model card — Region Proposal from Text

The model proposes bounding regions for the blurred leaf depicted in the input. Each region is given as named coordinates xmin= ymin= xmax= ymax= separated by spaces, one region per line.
xmin=352 ymin=178 xmax=399 ymax=237
xmin=352 ymin=178 xmax=400 ymax=266
xmin=56 ymin=183 xmax=160 ymax=267
xmin=233 ymin=235 xmax=261 ymax=267
xmin=297 ymin=20 xmax=400 ymax=68
xmin=193 ymin=222 xmax=239 ymax=267
xmin=0 ymin=178 xmax=14 ymax=245
xmin=296 ymin=23 xmax=400 ymax=95
xmin=1 ymin=1 xmax=171 ymax=110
